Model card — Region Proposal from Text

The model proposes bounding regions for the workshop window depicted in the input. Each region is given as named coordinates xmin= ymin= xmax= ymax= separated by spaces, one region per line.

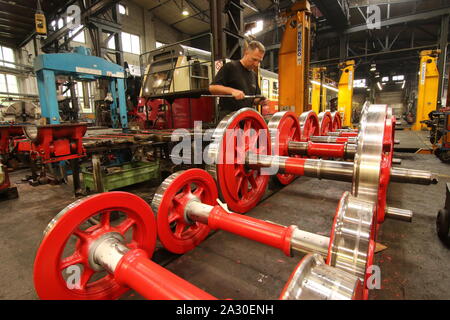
xmin=119 ymin=4 xmax=128 ymax=15
xmin=121 ymin=32 xmax=141 ymax=55
xmin=156 ymin=41 xmax=166 ymax=48
xmin=0 ymin=74 xmax=19 ymax=94
xmin=245 ymin=20 xmax=263 ymax=36
xmin=353 ymin=79 xmax=366 ymax=88
xmin=272 ymin=81 xmax=278 ymax=95
xmin=0 ymin=46 xmax=15 ymax=68
xmin=107 ymin=35 xmax=117 ymax=50
xmin=69 ymin=25 xmax=85 ymax=43
xmin=261 ymin=79 xmax=269 ymax=97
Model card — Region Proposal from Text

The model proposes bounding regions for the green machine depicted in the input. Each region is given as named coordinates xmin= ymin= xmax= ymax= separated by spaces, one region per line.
xmin=82 ymin=160 xmax=160 ymax=193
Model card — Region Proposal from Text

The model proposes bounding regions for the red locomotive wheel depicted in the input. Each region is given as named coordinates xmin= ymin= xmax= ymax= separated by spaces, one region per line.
xmin=327 ymin=192 xmax=375 ymax=300
xmin=318 ymin=111 xmax=333 ymax=136
xmin=376 ymin=154 xmax=391 ymax=224
xmin=362 ymin=239 xmax=376 ymax=300
xmin=383 ymin=108 xmax=395 ymax=165
xmin=331 ymin=112 xmax=342 ymax=131
xmin=33 ymin=192 xmax=157 ymax=300
xmin=268 ymin=112 xmax=302 ymax=185
xmin=152 ymin=169 xmax=218 ymax=254
xmin=207 ymin=108 xmax=271 ymax=213
xmin=299 ymin=111 xmax=320 ymax=142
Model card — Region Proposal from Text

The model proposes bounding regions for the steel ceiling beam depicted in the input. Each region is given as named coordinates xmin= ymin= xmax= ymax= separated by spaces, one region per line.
xmin=311 ymin=0 xmax=349 ymax=29
xmin=0 ymin=11 xmax=34 ymax=24
xmin=41 ymin=0 xmax=121 ymax=49
xmin=320 ymin=7 xmax=450 ymax=38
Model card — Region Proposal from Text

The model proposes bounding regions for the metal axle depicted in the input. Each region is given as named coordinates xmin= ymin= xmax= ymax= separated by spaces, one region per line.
xmin=184 ymin=200 xmax=330 ymax=257
xmin=325 ymin=131 xmax=358 ymax=138
xmin=245 ymin=153 xmax=437 ymax=186
xmin=91 ymin=234 xmax=217 ymax=300
xmin=310 ymin=136 xmax=358 ymax=144
xmin=287 ymin=141 xmax=357 ymax=160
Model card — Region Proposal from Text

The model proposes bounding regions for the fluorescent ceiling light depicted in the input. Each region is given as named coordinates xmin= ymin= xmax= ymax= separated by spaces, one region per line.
xmin=310 ymin=80 xmax=339 ymax=92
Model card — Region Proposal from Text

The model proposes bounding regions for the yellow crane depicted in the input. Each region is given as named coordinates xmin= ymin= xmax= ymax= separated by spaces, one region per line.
xmin=337 ymin=60 xmax=355 ymax=128
xmin=412 ymin=50 xmax=440 ymax=131
xmin=278 ymin=0 xmax=311 ymax=115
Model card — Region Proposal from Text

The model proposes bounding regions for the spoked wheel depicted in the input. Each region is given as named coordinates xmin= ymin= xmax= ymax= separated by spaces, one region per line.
xmin=268 ymin=111 xmax=302 ymax=185
xmin=318 ymin=111 xmax=333 ymax=136
xmin=33 ymin=192 xmax=157 ymax=300
xmin=352 ymin=104 xmax=388 ymax=225
xmin=207 ymin=108 xmax=271 ymax=213
xmin=327 ymin=192 xmax=376 ymax=300
xmin=331 ymin=112 xmax=343 ymax=131
xmin=151 ymin=169 xmax=218 ymax=254
xmin=299 ymin=111 xmax=320 ymax=142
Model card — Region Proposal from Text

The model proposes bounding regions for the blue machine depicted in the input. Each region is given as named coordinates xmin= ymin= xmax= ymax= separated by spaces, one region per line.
xmin=34 ymin=46 xmax=128 ymax=129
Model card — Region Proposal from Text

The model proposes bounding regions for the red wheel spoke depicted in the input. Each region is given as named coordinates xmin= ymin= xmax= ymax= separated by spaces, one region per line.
xmin=191 ymin=223 xmax=199 ymax=230
xmin=78 ymin=267 xmax=95 ymax=290
xmin=100 ymin=211 xmax=111 ymax=229
xmin=249 ymin=130 xmax=261 ymax=148
xmin=193 ymin=186 xmax=204 ymax=198
xmin=174 ymin=222 xmax=187 ymax=237
xmin=168 ymin=213 xmax=180 ymax=224
xmin=289 ymin=126 xmax=297 ymax=139
xmin=116 ymin=217 xmax=135 ymax=235
xmin=240 ymin=177 xmax=249 ymax=197
xmin=60 ymin=252 xmax=84 ymax=271
xmin=244 ymin=120 xmax=251 ymax=132
xmin=172 ymin=195 xmax=183 ymax=206
xmin=248 ymin=173 xmax=258 ymax=189
xmin=183 ymin=184 xmax=192 ymax=194
xmin=236 ymin=176 xmax=244 ymax=197
xmin=73 ymin=228 xmax=89 ymax=242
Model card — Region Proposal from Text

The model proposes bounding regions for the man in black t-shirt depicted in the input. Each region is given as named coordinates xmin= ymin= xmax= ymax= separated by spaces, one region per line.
xmin=209 ymin=41 xmax=268 ymax=120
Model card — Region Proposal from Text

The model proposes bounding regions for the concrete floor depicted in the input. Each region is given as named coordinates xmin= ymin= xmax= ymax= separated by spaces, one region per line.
xmin=0 ymin=150 xmax=449 ymax=299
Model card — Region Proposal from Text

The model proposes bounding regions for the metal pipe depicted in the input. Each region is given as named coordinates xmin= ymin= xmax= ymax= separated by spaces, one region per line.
xmin=303 ymin=159 xmax=355 ymax=182
xmin=185 ymin=201 xmax=330 ymax=258
xmin=93 ymin=235 xmax=217 ymax=300
xmin=290 ymin=228 xmax=329 ymax=256
xmin=209 ymin=208 xmax=294 ymax=254
xmin=326 ymin=132 xmax=358 ymax=137
xmin=288 ymin=141 xmax=356 ymax=159
xmin=246 ymin=154 xmax=355 ymax=182
xmin=390 ymin=167 xmax=439 ymax=185
xmin=310 ymin=136 xmax=358 ymax=144
xmin=385 ymin=206 xmax=413 ymax=222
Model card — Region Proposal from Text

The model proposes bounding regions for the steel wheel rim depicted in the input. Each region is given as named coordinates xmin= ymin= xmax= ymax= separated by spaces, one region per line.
xmin=151 ymin=169 xmax=218 ymax=254
xmin=318 ymin=111 xmax=333 ymax=136
xmin=33 ymin=192 xmax=157 ymax=300
xmin=206 ymin=108 xmax=271 ymax=213
xmin=268 ymin=111 xmax=302 ymax=185
xmin=299 ymin=111 xmax=320 ymax=142
xmin=327 ymin=192 xmax=375 ymax=282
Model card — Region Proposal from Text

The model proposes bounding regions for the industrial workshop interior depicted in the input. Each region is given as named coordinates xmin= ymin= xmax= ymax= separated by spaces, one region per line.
xmin=0 ymin=0 xmax=449 ymax=304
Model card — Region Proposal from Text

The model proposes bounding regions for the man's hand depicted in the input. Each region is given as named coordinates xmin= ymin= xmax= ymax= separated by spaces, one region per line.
xmin=231 ymin=89 xmax=245 ymax=100
xmin=253 ymin=96 xmax=268 ymax=106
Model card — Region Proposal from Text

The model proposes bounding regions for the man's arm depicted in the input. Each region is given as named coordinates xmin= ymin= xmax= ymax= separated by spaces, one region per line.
xmin=208 ymin=84 xmax=245 ymax=100
xmin=209 ymin=62 xmax=245 ymax=100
